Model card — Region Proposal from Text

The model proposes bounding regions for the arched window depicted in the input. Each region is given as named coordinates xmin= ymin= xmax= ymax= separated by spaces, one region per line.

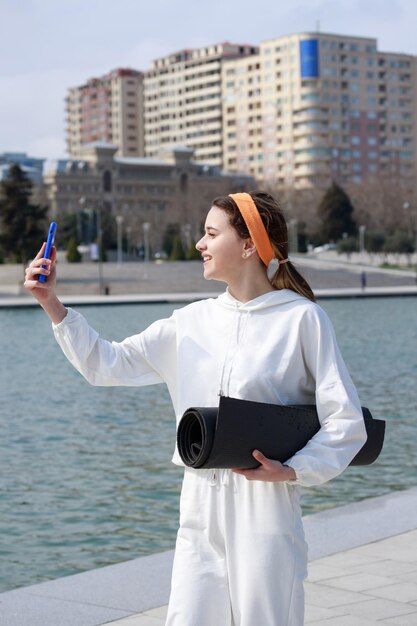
xmin=180 ymin=172 xmax=188 ymax=193
xmin=103 ymin=170 xmax=112 ymax=192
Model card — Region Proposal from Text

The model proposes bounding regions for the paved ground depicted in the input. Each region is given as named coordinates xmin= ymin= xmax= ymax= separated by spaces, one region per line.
xmin=2 ymin=489 xmax=417 ymax=626
xmin=109 ymin=530 xmax=417 ymax=626
xmin=0 ymin=251 xmax=416 ymax=298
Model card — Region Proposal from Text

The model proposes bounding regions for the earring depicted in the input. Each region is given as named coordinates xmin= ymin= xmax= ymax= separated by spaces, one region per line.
xmin=243 ymin=251 xmax=250 ymax=258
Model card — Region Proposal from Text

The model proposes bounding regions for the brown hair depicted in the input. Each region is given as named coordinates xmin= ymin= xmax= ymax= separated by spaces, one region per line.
xmin=212 ymin=191 xmax=315 ymax=302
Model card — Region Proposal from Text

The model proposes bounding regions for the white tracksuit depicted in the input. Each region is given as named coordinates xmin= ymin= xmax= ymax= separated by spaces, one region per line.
xmin=53 ymin=289 xmax=367 ymax=625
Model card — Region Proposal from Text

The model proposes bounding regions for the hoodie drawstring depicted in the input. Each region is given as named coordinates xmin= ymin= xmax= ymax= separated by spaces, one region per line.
xmin=219 ymin=307 xmax=251 ymax=398
xmin=207 ymin=469 xmax=239 ymax=493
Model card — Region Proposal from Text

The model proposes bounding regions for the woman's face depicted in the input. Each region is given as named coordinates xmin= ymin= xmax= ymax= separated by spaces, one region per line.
xmin=196 ymin=206 xmax=248 ymax=283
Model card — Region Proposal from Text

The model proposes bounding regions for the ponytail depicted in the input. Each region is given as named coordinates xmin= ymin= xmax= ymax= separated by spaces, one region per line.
xmin=270 ymin=256 xmax=315 ymax=302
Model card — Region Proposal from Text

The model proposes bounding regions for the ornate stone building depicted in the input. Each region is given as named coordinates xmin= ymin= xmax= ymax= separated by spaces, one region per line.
xmin=43 ymin=143 xmax=255 ymax=253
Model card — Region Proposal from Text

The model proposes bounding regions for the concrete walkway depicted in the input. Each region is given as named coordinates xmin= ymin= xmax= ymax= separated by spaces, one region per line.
xmin=0 ymin=252 xmax=416 ymax=300
xmin=106 ymin=488 xmax=417 ymax=626
xmin=112 ymin=529 xmax=417 ymax=625
xmin=1 ymin=489 xmax=417 ymax=626
xmin=1 ymin=253 xmax=417 ymax=308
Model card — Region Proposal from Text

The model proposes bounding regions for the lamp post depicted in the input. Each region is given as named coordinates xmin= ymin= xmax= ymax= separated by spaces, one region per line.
xmin=359 ymin=225 xmax=366 ymax=255
xmin=78 ymin=196 xmax=85 ymax=243
xmin=116 ymin=215 xmax=124 ymax=266
xmin=183 ymin=223 xmax=192 ymax=255
xmin=143 ymin=222 xmax=151 ymax=279
xmin=79 ymin=197 xmax=104 ymax=293
xmin=96 ymin=205 xmax=104 ymax=294
xmin=126 ymin=226 xmax=132 ymax=259
xmin=289 ymin=219 xmax=298 ymax=255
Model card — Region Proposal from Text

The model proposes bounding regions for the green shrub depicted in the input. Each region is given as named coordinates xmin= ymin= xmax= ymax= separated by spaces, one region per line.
xmin=187 ymin=240 xmax=201 ymax=260
xmin=170 ymin=236 xmax=186 ymax=260
xmin=66 ymin=237 xmax=82 ymax=262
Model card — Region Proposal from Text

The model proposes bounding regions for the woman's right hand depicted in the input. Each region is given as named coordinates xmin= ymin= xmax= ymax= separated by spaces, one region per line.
xmin=24 ymin=242 xmax=57 ymax=303
xmin=24 ymin=244 xmax=67 ymax=324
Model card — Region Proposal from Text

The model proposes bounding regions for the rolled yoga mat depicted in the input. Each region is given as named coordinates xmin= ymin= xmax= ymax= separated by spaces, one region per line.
xmin=177 ymin=396 xmax=385 ymax=469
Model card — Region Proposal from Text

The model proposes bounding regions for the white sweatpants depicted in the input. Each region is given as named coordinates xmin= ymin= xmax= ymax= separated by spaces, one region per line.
xmin=166 ymin=468 xmax=308 ymax=626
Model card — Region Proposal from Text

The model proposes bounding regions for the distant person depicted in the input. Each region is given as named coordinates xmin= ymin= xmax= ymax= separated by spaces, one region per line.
xmin=24 ymin=191 xmax=367 ymax=626
xmin=90 ymin=242 xmax=99 ymax=262
xmin=361 ymin=271 xmax=367 ymax=290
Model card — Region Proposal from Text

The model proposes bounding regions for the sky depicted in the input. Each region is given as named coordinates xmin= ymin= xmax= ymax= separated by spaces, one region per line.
xmin=1 ymin=0 xmax=417 ymax=160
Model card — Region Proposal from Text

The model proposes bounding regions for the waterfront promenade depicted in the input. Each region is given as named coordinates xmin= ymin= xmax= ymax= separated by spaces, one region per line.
xmin=0 ymin=251 xmax=417 ymax=304
xmin=1 ymin=489 xmax=417 ymax=625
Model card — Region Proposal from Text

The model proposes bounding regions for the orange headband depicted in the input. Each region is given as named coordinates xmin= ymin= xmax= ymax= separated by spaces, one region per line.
xmin=229 ymin=192 xmax=275 ymax=267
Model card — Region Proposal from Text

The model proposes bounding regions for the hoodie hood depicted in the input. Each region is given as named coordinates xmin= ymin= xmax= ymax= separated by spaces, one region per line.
xmin=217 ymin=288 xmax=307 ymax=312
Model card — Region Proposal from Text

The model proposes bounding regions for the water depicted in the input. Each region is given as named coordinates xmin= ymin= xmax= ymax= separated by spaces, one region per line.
xmin=0 ymin=298 xmax=416 ymax=592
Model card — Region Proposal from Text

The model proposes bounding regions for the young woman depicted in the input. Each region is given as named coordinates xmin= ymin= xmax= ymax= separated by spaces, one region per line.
xmin=25 ymin=191 xmax=367 ymax=626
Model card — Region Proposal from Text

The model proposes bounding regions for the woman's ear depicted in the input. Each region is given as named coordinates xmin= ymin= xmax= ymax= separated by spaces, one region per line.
xmin=242 ymin=238 xmax=256 ymax=258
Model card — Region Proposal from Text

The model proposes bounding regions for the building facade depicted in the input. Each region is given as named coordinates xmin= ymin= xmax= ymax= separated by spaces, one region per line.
xmin=0 ymin=152 xmax=45 ymax=187
xmin=43 ymin=143 xmax=255 ymax=252
xmin=64 ymin=34 xmax=416 ymax=193
xmin=143 ymin=42 xmax=258 ymax=168
xmin=66 ymin=69 xmax=144 ymax=159
xmin=222 ymin=32 xmax=417 ymax=190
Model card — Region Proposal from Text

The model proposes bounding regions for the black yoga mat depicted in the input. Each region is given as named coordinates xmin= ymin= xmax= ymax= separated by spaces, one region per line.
xmin=177 ymin=396 xmax=385 ymax=469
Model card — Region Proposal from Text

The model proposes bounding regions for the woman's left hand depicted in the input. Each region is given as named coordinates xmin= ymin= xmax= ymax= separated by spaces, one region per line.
xmin=232 ymin=450 xmax=297 ymax=482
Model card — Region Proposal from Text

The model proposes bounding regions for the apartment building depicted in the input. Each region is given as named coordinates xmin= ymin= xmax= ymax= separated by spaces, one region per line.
xmin=222 ymin=32 xmax=417 ymax=189
xmin=66 ymin=69 xmax=144 ymax=158
xmin=144 ymin=42 xmax=258 ymax=167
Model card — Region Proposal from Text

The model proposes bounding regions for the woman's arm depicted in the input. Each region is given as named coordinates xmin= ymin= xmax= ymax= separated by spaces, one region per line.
xmin=283 ymin=305 xmax=368 ymax=487
xmin=25 ymin=243 xmax=177 ymax=388
xmin=52 ymin=308 xmax=176 ymax=387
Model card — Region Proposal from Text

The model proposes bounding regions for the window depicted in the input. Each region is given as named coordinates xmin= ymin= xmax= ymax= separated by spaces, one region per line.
xmin=103 ymin=170 xmax=112 ymax=192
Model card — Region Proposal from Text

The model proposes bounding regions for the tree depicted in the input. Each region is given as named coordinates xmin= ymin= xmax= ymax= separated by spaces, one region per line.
xmin=66 ymin=236 xmax=82 ymax=262
xmin=337 ymin=236 xmax=359 ymax=259
xmin=162 ymin=223 xmax=181 ymax=257
xmin=365 ymin=230 xmax=386 ymax=254
xmin=60 ymin=212 xmax=79 ymax=248
xmin=170 ymin=235 xmax=186 ymax=260
xmin=187 ymin=239 xmax=201 ymax=260
xmin=383 ymin=230 xmax=415 ymax=265
xmin=316 ymin=181 xmax=357 ymax=243
xmin=0 ymin=164 xmax=48 ymax=264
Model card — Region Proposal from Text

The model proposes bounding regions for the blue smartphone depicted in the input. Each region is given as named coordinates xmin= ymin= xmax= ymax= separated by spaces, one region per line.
xmin=38 ymin=222 xmax=57 ymax=283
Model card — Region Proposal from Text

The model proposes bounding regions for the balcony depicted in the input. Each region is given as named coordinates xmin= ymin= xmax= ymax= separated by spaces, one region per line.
xmin=294 ymin=147 xmax=331 ymax=164
xmin=294 ymin=162 xmax=330 ymax=177
xmin=292 ymin=107 xmax=329 ymax=124
xmin=293 ymin=136 xmax=329 ymax=151
xmin=293 ymin=123 xmax=328 ymax=138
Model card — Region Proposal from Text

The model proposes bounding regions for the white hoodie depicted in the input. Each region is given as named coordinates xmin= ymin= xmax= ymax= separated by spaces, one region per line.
xmin=53 ymin=289 xmax=367 ymax=487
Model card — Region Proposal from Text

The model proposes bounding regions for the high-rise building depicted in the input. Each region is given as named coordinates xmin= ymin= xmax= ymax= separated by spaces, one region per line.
xmin=66 ymin=69 xmax=144 ymax=158
xmin=144 ymin=42 xmax=258 ymax=167
xmin=65 ymin=34 xmax=417 ymax=192
xmin=222 ymin=32 xmax=417 ymax=189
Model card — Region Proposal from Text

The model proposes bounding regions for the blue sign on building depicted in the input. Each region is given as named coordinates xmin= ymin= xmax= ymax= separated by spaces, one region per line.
xmin=300 ymin=39 xmax=319 ymax=78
